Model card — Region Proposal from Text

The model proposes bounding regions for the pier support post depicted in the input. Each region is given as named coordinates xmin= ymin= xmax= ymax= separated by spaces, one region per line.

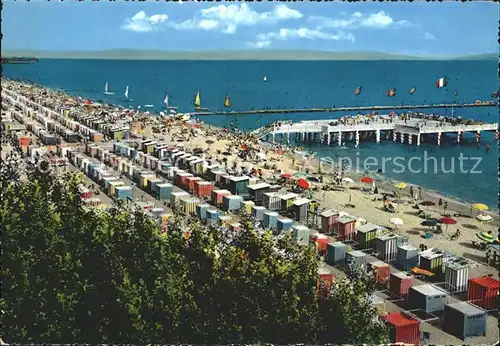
xmin=475 ymin=130 xmax=481 ymax=143
xmin=437 ymin=132 xmax=442 ymax=146
xmin=416 ymin=134 xmax=421 ymax=146
xmin=408 ymin=134 xmax=412 ymax=145
xmin=355 ymin=131 xmax=360 ymax=147
xmin=457 ymin=131 xmax=462 ymax=144
xmin=287 ymin=132 xmax=291 ymax=144
xmin=400 ymin=133 xmax=404 ymax=144
xmin=393 ymin=131 xmax=397 ymax=142
xmin=495 ymin=131 xmax=499 ymax=141
xmin=338 ymin=131 xmax=342 ymax=146
xmin=272 ymin=132 xmax=276 ymax=144
xmin=326 ymin=133 xmax=331 ymax=146
xmin=302 ymin=132 xmax=306 ymax=143
xmin=376 ymin=129 xmax=381 ymax=143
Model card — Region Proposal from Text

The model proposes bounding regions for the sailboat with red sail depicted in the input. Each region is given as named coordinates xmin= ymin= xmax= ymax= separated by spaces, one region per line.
xmin=387 ymin=88 xmax=396 ymax=97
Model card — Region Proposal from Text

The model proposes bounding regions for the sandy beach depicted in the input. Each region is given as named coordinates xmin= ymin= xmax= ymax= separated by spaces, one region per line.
xmin=3 ymin=77 xmax=499 ymax=269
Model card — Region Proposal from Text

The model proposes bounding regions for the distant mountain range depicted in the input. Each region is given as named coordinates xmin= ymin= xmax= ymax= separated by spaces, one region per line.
xmin=2 ymin=49 xmax=498 ymax=61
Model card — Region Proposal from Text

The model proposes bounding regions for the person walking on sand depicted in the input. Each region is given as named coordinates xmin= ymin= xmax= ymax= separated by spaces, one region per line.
xmin=409 ymin=186 xmax=414 ymax=200
xmin=444 ymin=201 xmax=448 ymax=214
xmin=438 ymin=198 xmax=443 ymax=208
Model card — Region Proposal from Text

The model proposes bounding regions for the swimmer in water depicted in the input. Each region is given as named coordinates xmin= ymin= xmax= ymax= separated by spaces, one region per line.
xmin=486 ymin=144 xmax=491 ymax=152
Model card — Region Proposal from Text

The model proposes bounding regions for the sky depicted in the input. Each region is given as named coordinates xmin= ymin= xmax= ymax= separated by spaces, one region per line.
xmin=3 ymin=1 xmax=499 ymax=56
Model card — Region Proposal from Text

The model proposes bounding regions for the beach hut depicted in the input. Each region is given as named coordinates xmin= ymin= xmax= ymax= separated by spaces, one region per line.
xmin=337 ymin=216 xmax=357 ymax=241
xmin=317 ymin=267 xmax=334 ymax=293
xmin=248 ymin=183 xmax=271 ymax=204
xmin=383 ymin=312 xmax=421 ymax=345
xmin=375 ymin=232 xmax=399 ymax=262
xmin=291 ymin=225 xmax=310 ymax=245
xmin=186 ymin=176 xmax=201 ymax=193
xmin=206 ymin=209 xmax=220 ymax=223
xmin=101 ymin=176 xmax=118 ymax=190
xmin=280 ymin=193 xmax=298 ymax=211
xmin=277 ymin=218 xmax=293 ymax=233
xmin=408 ymin=284 xmax=448 ymax=314
xmin=194 ymin=181 xmax=213 ymax=198
xmin=223 ymin=195 xmax=243 ymax=211
xmin=228 ymin=176 xmax=250 ymax=197
xmin=356 ymin=222 xmax=384 ymax=249
xmin=320 ymin=209 xmax=339 ymax=233
xmin=467 ymin=277 xmax=500 ymax=310
xmin=444 ymin=259 xmax=469 ymax=293
xmin=346 ymin=250 xmax=367 ymax=269
xmin=155 ymin=183 xmax=173 ymax=200
xmin=419 ymin=248 xmax=444 ymax=275
xmin=326 ymin=242 xmax=346 ymax=265
xmin=368 ymin=261 xmax=392 ymax=285
xmin=176 ymin=172 xmax=193 ymax=189
xmin=108 ymin=180 xmax=124 ymax=197
xmin=262 ymin=211 xmax=279 ymax=230
xmin=170 ymin=191 xmax=189 ymax=209
xmin=147 ymin=177 xmax=164 ymax=195
xmin=389 ymin=272 xmax=415 ymax=298
xmin=211 ymin=189 xmax=232 ymax=207
xmin=292 ymin=198 xmax=311 ymax=223
xmin=443 ymin=302 xmax=487 ymax=340
xmin=310 ymin=233 xmax=329 ymax=254
xmin=179 ymin=196 xmax=200 ymax=215
xmin=196 ymin=204 xmax=211 ymax=220
xmin=212 ymin=170 xmax=227 ymax=184
xmin=396 ymin=244 xmax=419 ymax=270
xmin=263 ymin=192 xmax=281 ymax=211
xmin=241 ymin=200 xmax=255 ymax=215
xmin=139 ymin=174 xmax=156 ymax=189
xmin=251 ymin=205 xmax=266 ymax=221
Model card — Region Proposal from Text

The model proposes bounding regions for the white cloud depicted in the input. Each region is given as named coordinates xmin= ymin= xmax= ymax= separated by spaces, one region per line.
xmin=121 ymin=11 xmax=168 ymax=33
xmin=172 ymin=4 xmax=303 ymax=34
xmin=310 ymin=11 xmax=411 ymax=30
xmin=423 ymin=32 xmax=437 ymax=40
xmin=248 ymin=28 xmax=355 ymax=48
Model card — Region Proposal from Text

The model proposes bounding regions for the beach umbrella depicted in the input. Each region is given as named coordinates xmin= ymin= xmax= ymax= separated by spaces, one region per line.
xmin=360 ymin=177 xmax=373 ymax=183
xmin=293 ymin=172 xmax=308 ymax=178
xmin=297 ymin=178 xmax=311 ymax=189
xmin=342 ymin=177 xmax=354 ymax=184
xmin=476 ymin=232 xmax=494 ymax=243
xmin=471 ymin=203 xmax=488 ymax=211
xmin=421 ymin=220 xmax=437 ymax=227
xmin=420 ymin=201 xmax=435 ymax=206
xmin=390 ymin=217 xmax=404 ymax=229
xmin=307 ymin=176 xmax=321 ymax=182
xmin=476 ymin=214 xmax=493 ymax=222
xmin=394 ymin=182 xmax=408 ymax=189
xmin=280 ymin=173 xmax=292 ymax=179
xmin=205 ymin=139 xmax=215 ymax=145
xmin=440 ymin=217 xmax=457 ymax=232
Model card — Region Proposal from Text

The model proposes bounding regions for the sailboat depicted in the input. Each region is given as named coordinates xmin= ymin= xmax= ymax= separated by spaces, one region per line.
xmin=194 ymin=91 xmax=210 ymax=111
xmin=263 ymin=76 xmax=268 ymax=82
xmin=409 ymin=87 xmax=416 ymax=95
xmin=124 ymin=86 xmax=133 ymax=101
xmin=224 ymin=94 xmax=232 ymax=108
xmin=354 ymin=86 xmax=362 ymax=95
xmin=163 ymin=91 xmax=178 ymax=111
xmin=103 ymin=82 xmax=114 ymax=95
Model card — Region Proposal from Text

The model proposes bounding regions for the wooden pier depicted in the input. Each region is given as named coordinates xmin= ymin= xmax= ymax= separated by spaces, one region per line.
xmin=192 ymin=102 xmax=497 ymax=117
xmin=251 ymin=117 xmax=498 ymax=147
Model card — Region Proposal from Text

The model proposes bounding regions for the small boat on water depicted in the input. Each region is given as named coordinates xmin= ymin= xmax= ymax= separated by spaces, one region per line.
xmin=491 ymin=90 xmax=499 ymax=98
xmin=224 ymin=94 xmax=232 ymax=108
xmin=103 ymin=82 xmax=114 ymax=95
xmin=144 ymin=104 xmax=154 ymax=108
xmin=409 ymin=87 xmax=416 ymax=95
xmin=263 ymin=76 xmax=268 ymax=82
xmin=387 ymin=88 xmax=396 ymax=97
xmin=194 ymin=91 xmax=210 ymax=111
xmin=354 ymin=86 xmax=362 ymax=95
xmin=124 ymin=86 xmax=133 ymax=101
xmin=163 ymin=91 xmax=178 ymax=110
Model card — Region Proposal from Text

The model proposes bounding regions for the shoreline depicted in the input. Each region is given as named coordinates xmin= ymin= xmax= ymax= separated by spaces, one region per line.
xmin=4 ymin=77 xmax=498 ymax=221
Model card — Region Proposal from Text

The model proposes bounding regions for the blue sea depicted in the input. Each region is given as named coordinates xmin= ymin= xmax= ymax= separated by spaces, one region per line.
xmin=4 ymin=59 xmax=499 ymax=209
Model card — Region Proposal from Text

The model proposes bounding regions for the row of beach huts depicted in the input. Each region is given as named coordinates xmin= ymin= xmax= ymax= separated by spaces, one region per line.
xmin=3 ymin=90 xmax=500 ymax=344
